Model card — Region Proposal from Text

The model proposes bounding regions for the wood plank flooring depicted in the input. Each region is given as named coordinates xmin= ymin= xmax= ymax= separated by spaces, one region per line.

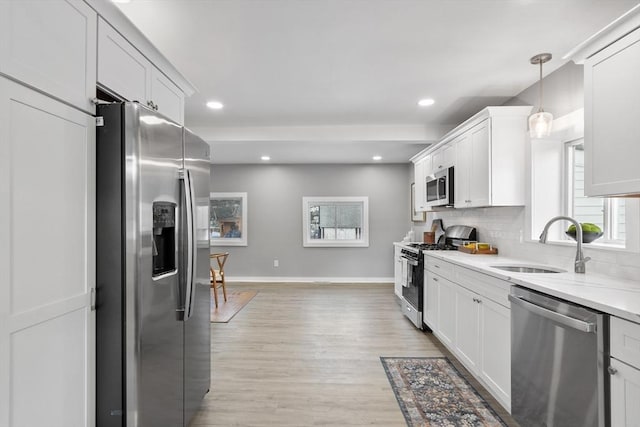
xmin=190 ymin=282 xmax=516 ymax=426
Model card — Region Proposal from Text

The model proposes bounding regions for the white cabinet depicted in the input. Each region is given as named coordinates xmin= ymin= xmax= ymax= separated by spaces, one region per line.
xmin=435 ymin=275 xmax=456 ymax=348
xmin=455 ymin=285 xmax=481 ymax=370
xmin=610 ymin=316 xmax=640 ymax=427
xmin=0 ymin=77 xmax=96 ymax=427
xmin=454 ymin=121 xmax=491 ymax=208
xmin=431 ymin=144 xmax=455 ymax=172
xmin=413 ymin=155 xmax=429 ymax=212
xmin=479 ymin=297 xmax=511 ymax=405
xmin=423 ymin=270 xmax=438 ymax=330
xmin=0 ymin=0 xmax=97 ymax=113
xmin=393 ymin=245 xmax=403 ymax=298
xmin=424 ymin=254 xmax=511 ymax=411
xmin=584 ymin=27 xmax=640 ymax=197
xmin=97 ymin=18 xmax=185 ymax=124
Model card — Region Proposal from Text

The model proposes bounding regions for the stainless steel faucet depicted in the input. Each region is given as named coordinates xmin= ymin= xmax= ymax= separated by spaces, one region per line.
xmin=539 ymin=216 xmax=591 ymax=273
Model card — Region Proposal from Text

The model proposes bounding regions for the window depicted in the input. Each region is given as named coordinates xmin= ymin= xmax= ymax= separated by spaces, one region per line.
xmin=566 ymin=140 xmax=625 ymax=245
xmin=302 ymin=197 xmax=369 ymax=247
xmin=210 ymin=192 xmax=248 ymax=246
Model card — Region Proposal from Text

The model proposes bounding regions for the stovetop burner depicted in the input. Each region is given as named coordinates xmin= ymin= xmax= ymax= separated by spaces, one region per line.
xmin=409 ymin=243 xmax=458 ymax=251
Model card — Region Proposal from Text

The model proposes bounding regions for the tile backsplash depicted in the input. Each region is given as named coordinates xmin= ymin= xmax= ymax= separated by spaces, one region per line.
xmin=412 ymin=206 xmax=640 ymax=282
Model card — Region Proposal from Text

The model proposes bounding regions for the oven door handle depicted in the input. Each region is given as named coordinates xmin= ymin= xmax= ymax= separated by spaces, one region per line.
xmin=400 ymin=256 xmax=419 ymax=266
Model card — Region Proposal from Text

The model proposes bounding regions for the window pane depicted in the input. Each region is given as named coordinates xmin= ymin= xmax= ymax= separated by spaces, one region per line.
xmin=303 ymin=197 xmax=368 ymax=247
xmin=572 ymin=146 xmax=604 ymax=229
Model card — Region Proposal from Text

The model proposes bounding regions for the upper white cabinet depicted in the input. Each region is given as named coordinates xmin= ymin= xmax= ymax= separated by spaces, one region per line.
xmin=412 ymin=106 xmax=530 ymax=211
xmin=97 ymin=18 xmax=185 ymax=124
xmin=0 ymin=0 xmax=97 ymax=113
xmin=584 ymin=27 xmax=640 ymax=197
xmin=413 ymin=155 xmax=429 ymax=212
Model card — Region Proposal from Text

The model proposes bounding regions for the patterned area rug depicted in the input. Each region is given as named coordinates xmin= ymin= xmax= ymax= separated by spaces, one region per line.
xmin=210 ymin=290 xmax=258 ymax=323
xmin=381 ymin=357 xmax=507 ymax=427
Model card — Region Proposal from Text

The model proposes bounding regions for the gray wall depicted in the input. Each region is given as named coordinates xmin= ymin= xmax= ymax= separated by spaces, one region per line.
xmin=210 ymin=163 xmax=411 ymax=279
xmin=503 ymin=61 xmax=584 ymax=118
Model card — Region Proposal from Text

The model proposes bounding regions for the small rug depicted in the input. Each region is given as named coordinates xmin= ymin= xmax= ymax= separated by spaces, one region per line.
xmin=381 ymin=357 xmax=507 ymax=427
xmin=210 ymin=290 xmax=258 ymax=323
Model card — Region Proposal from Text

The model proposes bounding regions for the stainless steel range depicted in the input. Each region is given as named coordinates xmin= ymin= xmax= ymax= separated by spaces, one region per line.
xmin=400 ymin=225 xmax=477 ymax=330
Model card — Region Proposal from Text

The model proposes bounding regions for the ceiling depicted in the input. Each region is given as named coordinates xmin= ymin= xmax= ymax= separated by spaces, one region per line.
xmin=115 ymin=0 xmax=639 ymax=164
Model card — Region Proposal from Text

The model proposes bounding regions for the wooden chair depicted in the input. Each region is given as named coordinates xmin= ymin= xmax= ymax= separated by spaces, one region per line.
xmin=210 ymin=252 xmax=229 ymax=308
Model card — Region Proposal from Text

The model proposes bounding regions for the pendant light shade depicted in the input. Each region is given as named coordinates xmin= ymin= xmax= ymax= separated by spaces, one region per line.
xmin=529 ymin=53 xmax=553 ymax=138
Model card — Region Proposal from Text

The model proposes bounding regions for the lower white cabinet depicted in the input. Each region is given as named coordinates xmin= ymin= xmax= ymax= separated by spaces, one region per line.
xmin=424 ymin=254 xmax=511 ymax=411
xmin=0 ymin=77 xmax=96 ymax=427
xmin=610 ymin=358 xmax=640 ymax=427
xmin=610 ymin=316 xmax=640 ymax=427
xmin=393 ymin=245 xmax=403 ymax=298
xmin=455 ymin=285 xmax=481 ymax=371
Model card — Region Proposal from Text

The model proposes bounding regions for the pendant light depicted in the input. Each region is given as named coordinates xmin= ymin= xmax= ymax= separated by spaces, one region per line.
xmin=528 ymin=53 xmax=553 ymax=138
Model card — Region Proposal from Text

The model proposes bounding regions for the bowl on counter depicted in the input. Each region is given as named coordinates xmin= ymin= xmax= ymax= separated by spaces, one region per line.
xmin=565 ymin=230 xmax=603 ymax=243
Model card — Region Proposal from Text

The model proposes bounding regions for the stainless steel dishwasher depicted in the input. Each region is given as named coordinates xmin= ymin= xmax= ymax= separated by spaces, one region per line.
xmin=509 ymin=286 xmax=608 ymax=427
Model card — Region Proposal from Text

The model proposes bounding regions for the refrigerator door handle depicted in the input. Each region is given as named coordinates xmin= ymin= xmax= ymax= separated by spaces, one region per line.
xmin=181 ymin=168 xmax=195 ymax=321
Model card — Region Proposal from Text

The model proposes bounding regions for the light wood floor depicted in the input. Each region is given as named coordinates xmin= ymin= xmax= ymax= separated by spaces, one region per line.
xmin=190 ymin=282 xmax=516 ymax=426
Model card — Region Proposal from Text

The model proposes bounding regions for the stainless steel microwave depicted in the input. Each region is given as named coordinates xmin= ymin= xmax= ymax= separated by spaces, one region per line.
xmin=425 ymin=166 xmax=454 ymax=208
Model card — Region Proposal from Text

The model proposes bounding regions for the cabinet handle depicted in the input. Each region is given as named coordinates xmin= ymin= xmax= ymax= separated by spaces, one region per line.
xmin=608 ymin=366 xmax=618 ymax=376
xmin=434 ymin=264 xmax=440 ymax=268
xmin=433 ymin=277 xmax=439 ymax=282
xmin=472 ymin=298 xmax=482 ymax=304
xmin=438 ymin=165 xmax=443 ymax=169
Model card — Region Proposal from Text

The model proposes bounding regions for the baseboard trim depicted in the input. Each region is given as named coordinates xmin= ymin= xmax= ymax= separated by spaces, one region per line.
xmin=226 ymin=276 xmax=394 ymax=284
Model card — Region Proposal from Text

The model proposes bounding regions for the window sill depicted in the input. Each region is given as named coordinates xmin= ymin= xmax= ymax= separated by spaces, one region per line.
xmin=528 ymin=238 xmax=630 ymax=253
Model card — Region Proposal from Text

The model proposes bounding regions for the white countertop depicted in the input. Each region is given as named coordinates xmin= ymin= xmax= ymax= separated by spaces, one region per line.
xmin=422 ymin=251 xmax=640 ymax=324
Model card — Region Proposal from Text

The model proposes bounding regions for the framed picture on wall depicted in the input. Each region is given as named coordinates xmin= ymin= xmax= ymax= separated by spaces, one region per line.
xmin=210 ymin=192 xmax=248 ymax=246
xmin=411 ymin=183 xmax=425 ymax=222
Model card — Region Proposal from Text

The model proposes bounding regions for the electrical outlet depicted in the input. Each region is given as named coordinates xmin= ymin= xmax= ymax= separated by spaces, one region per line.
xmin=273 ymin=259 xmax=279 ymax=268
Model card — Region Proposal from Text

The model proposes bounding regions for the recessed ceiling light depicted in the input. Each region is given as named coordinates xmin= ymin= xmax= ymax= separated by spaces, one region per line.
xmin=206 ymin=101 xmax=224 ymax=110
xmin=418 ymin=98 xmax=435 ymax=107
xmin=372 ymin=155 xmax=382 ymax=161
xmin=261 ymin=156 xmax=271 ymax=161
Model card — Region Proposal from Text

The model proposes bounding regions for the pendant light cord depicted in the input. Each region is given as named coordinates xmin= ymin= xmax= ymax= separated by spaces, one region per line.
xmin=538 ymin=60 xmax=544 ymax=113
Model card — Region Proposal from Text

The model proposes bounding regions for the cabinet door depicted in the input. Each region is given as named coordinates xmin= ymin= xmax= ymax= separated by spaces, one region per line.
xmin=585 ymin=28 xmax=640 ymax=196
xmin=469 ymin=119 xmax=491 ymax=207
xmin=432 ymin=145 xmax=454 ymax=172
xmin=0 ymin=77 xmax=96 ymax=427
xmin=423 ymin=272 xmax=439 ymax=330
xmin=97 ymin=17 xmax=150 ymax=104
xmin=455 ymin=285 xmax=480 ymax=371
xmin=150 ymin=67 xmax=185 ymax=125
xmin=610 ymin=358 xmax=640 ymax=427
xmin=479 ymin=297 xmax=511 ymax=410
xmin=414 ymin=157 xmax=427 ymax=211
xmin=436 ymin=277 xmax=456 ymax=348
xmin=0 ymin=0 xmax=97 ymax=113
xmin=454 ymin=134 xmax=471 ymax=207
xmin=394 ymin=247 xmax=403 ymax=298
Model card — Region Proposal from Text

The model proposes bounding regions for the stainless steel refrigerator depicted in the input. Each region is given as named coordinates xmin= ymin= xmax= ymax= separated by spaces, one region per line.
xmin=96 ymin=102 xmax=211 ymax=427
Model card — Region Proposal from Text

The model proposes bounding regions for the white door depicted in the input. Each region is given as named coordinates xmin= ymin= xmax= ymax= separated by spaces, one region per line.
xmin=610 ymin=358 xmax=640 ymax=427
xmin=469 ymin=119 xmax=491 ymax=207
xmin=423 ymin=272 xmax=438 ymax=330
xmin=479 ymin=297 xmax=511 ymax=410
xmin=454 ymin=285 xmax=480 ymax=371
xmin=0 ymin=77 xmax=95 ymax=427
xmin=435 ymin=277 xmax=456 ymax=348
xmin=454 ymin=134 xmax=471 ymax=207
xmin=0 ymin=0 xmax=97 ymax=113
xmin=150 ymin=67 xmax=185 ymax=125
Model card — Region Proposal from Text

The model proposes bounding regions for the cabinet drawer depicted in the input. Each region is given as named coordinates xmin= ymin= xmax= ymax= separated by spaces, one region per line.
xmin=455 ymin=266 xmax=510 ymax=308
xmin=611 ymin=316 xmax=640 ymax=368
xmin=425 ymin=256 xmax=455 ymax=280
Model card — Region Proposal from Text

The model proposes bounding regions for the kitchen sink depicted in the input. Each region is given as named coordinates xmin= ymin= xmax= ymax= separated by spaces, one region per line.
xmin=490 ymin=265 xmax=566 ymax=274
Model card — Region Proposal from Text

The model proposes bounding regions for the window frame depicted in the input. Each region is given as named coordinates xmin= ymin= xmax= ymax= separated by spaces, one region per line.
xmin=564 ymin=139 xmax=625 ymax=247
xmin=302 ymin=196 xmax=369 ymax=247
xmin=209 ymin=192 xmax=248 ymax=247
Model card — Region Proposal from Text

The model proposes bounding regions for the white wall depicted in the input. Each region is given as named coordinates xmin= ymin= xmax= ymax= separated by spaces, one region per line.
xmin=412 ymin=62 xmax=640 ymax=281
xmin=210 ymin=163 xmax=412 ymax=281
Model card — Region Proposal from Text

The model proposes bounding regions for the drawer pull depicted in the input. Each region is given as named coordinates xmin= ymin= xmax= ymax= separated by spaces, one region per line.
xmin=608 ymin=366 xmax=618 ymax=376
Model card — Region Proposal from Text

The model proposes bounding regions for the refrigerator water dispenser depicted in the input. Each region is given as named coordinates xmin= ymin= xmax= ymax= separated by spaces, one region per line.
xmin=153 ymin=202 xmax=176 ymax=276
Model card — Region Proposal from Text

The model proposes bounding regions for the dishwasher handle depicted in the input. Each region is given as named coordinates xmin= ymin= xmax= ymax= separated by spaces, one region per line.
xmin=508 ymin=294 xmax=597 ymax=333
